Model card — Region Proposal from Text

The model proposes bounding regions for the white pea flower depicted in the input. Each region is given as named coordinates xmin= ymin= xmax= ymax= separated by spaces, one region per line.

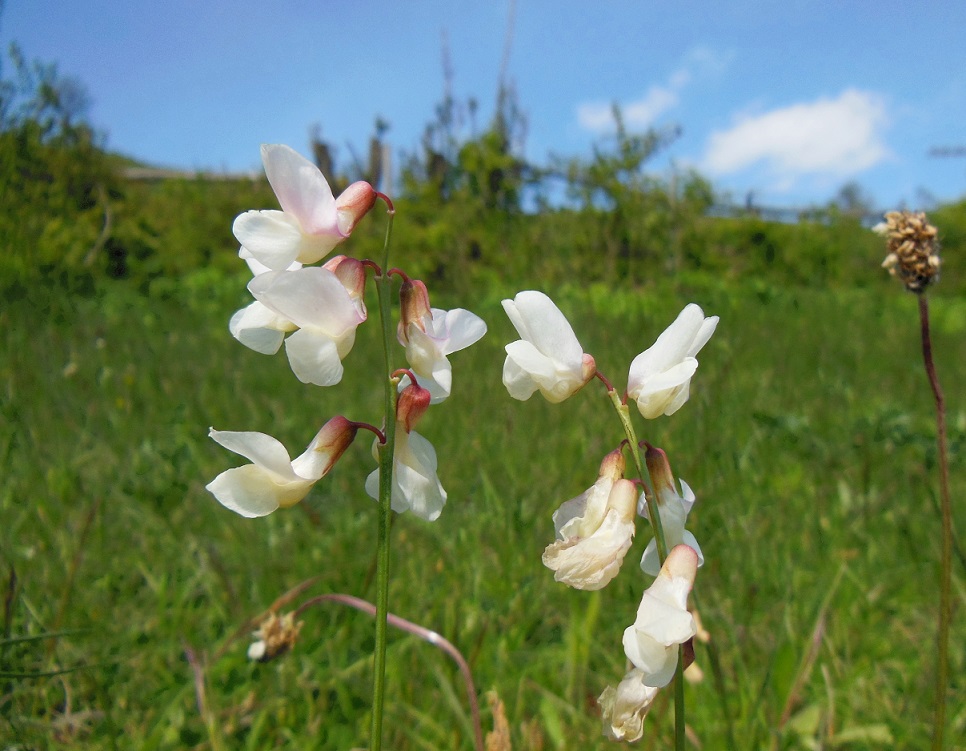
xmin=622 ymin=545 xmax=698 ymax=688
xmin=228 ymin=248 xmax=301 ymax=355
xmin=248 ymin=266 xmax=367 ymax=386
xmin=232 ymin=144 xmax=376 ymax=271
xmin=627 ymin=303 xmax=718 ymax=419
xmin=639 ymin=445 xmax=704 ymax=577
xmin=365 ymin=430 xmax=447 ymax=521
xmin=501 ymin=291 xmax=596 ymax=403
xmin=598 ymin=668 xmax=659 ymax=742
xmin=206 ymin=417 xmax=357 ymax=518
xmin=542 ymin=450 xmax=636 ymax=590
xmin=397 ymin=279 xmax=487 ymax=403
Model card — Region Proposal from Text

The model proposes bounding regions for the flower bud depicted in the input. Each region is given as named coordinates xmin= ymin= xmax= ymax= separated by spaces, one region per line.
xmin=323 ymin=255 xmax=366 ymax=301
xmin=598 ymin=446 xmax=627 ymax=484
xmin=644 ymin=444 xmax=675 ymax=501
xmin=397 ymin=278 xmax=432 ymax=344
xmin=335 ymin=180 xmax=378 ymax=235
xmin=396 ymin=379 xmax=431 ymax=433
xmin=293 ymin=416 xmax=358 ymax=481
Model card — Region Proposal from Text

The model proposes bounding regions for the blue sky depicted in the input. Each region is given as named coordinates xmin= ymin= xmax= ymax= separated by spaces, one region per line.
xmin=3 ymin=0 xmax=965 ymax=209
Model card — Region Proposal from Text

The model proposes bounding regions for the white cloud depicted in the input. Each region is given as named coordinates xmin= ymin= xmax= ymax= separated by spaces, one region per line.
xmin=576 ymin=48 xmax=729 ymax=134
xmin=702 ymin=89 xmax=890 ymax=180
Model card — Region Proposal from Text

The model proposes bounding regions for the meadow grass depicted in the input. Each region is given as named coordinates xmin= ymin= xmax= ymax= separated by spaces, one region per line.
xmin=1 ymin=270 xmax=964 ymax=749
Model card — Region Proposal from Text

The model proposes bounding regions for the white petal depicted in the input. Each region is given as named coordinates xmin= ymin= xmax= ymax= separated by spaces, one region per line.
xmin=232 ymin=210 xmax=304 ymax=271
xmin=688 ymin=315 xmax=719 ymax=358
xmin=229 ymin=301 xmax=293 ymax=355
xmin=206 ymin=465 xmax=286 ymax=517
xmin=260 ymin=144 xmax=339 ymax=235
xmin=502 ymin=291 xmax=583 ymax=364
xmin=283 ymin=328 xmax=345 ymax=386
xmin=599 ymin=669 xmax=659 ymax=742
xmin=208 ymin=429 xmax=297 ymax=480
xmin=249 ymin=268 xmax=364 ymax=335
xmin=435 ymin=308 xmax=487 ymax=353
xmin=501 ymin=355 xmax=539 ymax=401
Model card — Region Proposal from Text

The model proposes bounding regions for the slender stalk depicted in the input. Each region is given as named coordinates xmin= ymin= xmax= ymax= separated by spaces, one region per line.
xmin=605 ymin=389 xmax=684 ymax=750
xmin=370 ymin=207 xmax=397 ymax=751
xmin=919 ymin=294 xmax=952 ymax=751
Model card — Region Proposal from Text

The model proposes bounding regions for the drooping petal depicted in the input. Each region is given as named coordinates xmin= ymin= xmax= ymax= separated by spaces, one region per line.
xmin=208 ymin=429 xmax=298 ymax=480
xmin=283 ymin=328 xmax=346 ymax=386
xmin=229 ymin=301 xmax=294 ymax=355
xmin=205 ymin=465 xmax=313 ymax=518
xmin=364 ymin=431 xmax=447 ymax=521
xmin=260 ymin=143 xmax=339 ymax=236
xmin=598 ymin=669 xmax=659 ymax=742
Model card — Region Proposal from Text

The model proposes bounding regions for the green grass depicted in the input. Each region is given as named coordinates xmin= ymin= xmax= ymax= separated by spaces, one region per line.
xmin=1 ymin=268 xmax=964 ymax=749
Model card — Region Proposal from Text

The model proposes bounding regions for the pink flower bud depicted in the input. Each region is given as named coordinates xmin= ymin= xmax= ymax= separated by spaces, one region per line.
xmin=644 ymin=444 xmax=675 ymax=500
xmin=598 ymin=446 xmax=627 ymax=484
xmin=335 ymin=181 xmax=378 ymax=235
xmin=397 ymin=278 xmax=432 ymax=345
xmin=396 ymin=380 xmax=431 ymax=433
xmin=323 ymin=255 xmax=367 ymax=301
xmin=300 ymin=415 xmax=359 ymax=477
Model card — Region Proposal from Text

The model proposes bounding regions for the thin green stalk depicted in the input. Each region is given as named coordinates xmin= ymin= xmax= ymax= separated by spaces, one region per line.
xmin=605 ymin=389 xmax=685 ymax=751
xmin=919 ymin=294 xmax=952 ymax=751
xmin=370 ymin=208 xmax=397 ymax=751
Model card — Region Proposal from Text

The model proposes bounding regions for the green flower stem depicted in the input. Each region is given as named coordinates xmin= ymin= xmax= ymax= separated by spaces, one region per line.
xmin=919 ymin=294 xmax=952 ymax=751
xmin=370 ymin=208 xmax=397 ymax=751
xmin=606 ymin=389 xmax=684 ymax=751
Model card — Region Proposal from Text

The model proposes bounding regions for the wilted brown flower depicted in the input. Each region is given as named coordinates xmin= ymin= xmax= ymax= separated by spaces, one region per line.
xmin=874 ymin=210 xmax=941 ymax=292
xmin=247 ymin=611 xmax=303 ymax=662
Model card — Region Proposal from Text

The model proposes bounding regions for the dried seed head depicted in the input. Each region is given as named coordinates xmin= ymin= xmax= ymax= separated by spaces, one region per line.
xmin=874 ymin=210 xmax=941 ymax=292
xmin=247 ymin=611 xmax=303 ymax=662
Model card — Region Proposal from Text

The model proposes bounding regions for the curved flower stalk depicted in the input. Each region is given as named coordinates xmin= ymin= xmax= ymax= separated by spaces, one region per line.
xmin=365 ymin=380 xmax=447 ymax=521
xmin=501 ymin=290 xmax=596 ymax=403
xmin=248 ymin=265 xmax=367 ymax=386
xmin=397 ymin=278 xmax=488 ymax=403
xmin=622 ymin=545 xmax=698 ymax=688
xmin=598 ymin=668 xmax=660 ymax=742
xmin=542 ymin=450 xmax=637 ymax=590
xmin=639 ymin=446 xmax=704 ymax=577
xmin=206 ymin=417 xmax=357 ymax=517
xmin=233 ymin=144 xmax=376 ymax=270
xmin=627 ymin=303 xmax=718 ymax=419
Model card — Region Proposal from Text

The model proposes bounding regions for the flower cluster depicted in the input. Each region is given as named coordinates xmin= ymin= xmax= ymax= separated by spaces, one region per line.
xmin=207 ymin=144 xmax=486 ymax=523
xmin=501 ymin=290 xmax=717 ymax=740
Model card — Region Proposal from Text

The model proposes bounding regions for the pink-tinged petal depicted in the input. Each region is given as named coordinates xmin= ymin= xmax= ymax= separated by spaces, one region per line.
xmin=260 ymin=144 xmax=339 ymax=235
xmin=502 ymin=291 xmax=583 ymax=365
xmin=249 ymin=268 xmax=365 ymax=335
xmin=229 ymin=301 xmax=293 ymax=355
xmin=283 ymin=328 xmax=345 ymax=386
xmin=208 ymin=428 xmax=298 ymax=480
xmin=233 ymin=210 xmax=304 ymax=271
xmin=291 ymin=416 xmax=358 ymax=481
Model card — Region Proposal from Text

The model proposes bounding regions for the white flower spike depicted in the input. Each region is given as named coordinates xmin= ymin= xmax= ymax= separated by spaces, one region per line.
xmin=248 ymin=266 xmax=367 ymax=386
xmin=232 ymin=144 xmax=376 ymax=271
xmin=627 ymin=303 xmax=718 ymax=419
xmin=206 ymin=417 xmax=357 ymax=518
xmin=639 ymin=445 xmax=704 ymax=577
xmin=502 ymin=291 xmax=596 ymax=403
xmin=542 ymin=450 xmax=637 ymax=590
xmin=622 ymin=544 xmax=698 ymax=688
xmin=398 ymin=278 xmax=488 ymax=403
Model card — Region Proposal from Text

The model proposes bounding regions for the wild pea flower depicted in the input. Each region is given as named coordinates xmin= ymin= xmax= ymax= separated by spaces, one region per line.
xmin=502 ymin=291 xmax=596 ymax=403
xmin=627 ymin=303 xmax=718 ymax=419
xmin=597 ymin=668 xmax=660 ymax=742
xmin=397 ymin=278 xmax=488 ymax=403
xmin=622 ymin=544 xmax=698 ymax=688
xmin=365 ymin=380 xmax=447 ymax=521
xmin=206 ymin=417 xmax=357 ymax=517
xmin=542 ymin=449 xmax=638 ymax=590
xmin=228 ymin=248 xmax=301 ymax=354
xmin=233 ymin=144 xmax=377 ymax=271
xmin=639 ymin=445 xmax=704 ymax=577
xmin=248 ymin=264 xmax=367 ymax=386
